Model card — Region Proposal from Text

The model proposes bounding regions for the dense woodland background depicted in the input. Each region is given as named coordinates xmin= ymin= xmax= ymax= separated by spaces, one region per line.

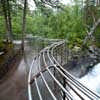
xmin=0 ymin=0 xmax=100 ymax=50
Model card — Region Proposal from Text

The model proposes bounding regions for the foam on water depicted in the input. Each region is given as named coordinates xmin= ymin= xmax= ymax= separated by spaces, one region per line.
xmin=80 ymin=63 xmax=100 ymax=93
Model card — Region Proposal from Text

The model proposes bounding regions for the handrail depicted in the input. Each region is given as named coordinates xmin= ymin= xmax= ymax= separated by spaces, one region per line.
xmin=50 ymin=41 xmax=100 ymax=99
xmin=28 ymin=40 xmax=100 ymax=100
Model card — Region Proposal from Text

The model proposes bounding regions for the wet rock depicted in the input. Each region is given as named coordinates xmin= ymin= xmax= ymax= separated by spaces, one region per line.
xmin=63 ymin=46 xmax=100 ymax=78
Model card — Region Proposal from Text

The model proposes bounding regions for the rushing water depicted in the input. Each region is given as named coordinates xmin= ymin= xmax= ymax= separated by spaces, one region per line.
xmin=80 ymin=63 xmax=100 ymax=94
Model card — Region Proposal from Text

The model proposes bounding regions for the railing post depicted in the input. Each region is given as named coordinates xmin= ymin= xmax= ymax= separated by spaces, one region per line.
xmin=65 ymin=42 xmax=67 ymax=64
xmin=61 ymin=46 xmax=63 ymax=66
xmin=60 ymin=43 xmax=67 ymax=100
xmin=54 ymin=48 xmax=57 ymax=95
xmin=63 ymin=77 xmax=66 ymax=100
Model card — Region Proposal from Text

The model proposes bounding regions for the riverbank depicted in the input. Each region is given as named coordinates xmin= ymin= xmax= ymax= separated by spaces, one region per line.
xmin=63 ymin=46 xmax=100 ymax=78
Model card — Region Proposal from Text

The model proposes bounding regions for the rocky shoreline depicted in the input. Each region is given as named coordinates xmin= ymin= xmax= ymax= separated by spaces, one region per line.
xmin=63 ymin=46 xmax=100 ymax=78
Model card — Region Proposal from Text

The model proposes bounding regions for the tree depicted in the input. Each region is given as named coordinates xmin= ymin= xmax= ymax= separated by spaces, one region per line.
xmin=21 ymin=0 xmax=27 ymax=52
xmin=1 ymin=0 xmax=13 ymax=42
xmin=83 ymin=0 xmax=100 ymax=47
xmin=83 ymin=18 xmax=100 ymax=45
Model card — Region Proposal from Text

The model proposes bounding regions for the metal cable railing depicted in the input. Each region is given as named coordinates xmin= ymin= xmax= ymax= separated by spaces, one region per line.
xmin=28 ymin=41 xmax=100 ymax=100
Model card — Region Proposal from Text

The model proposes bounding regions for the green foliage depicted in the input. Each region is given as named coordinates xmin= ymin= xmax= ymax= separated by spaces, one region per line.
xmin=0 ymin=16 xmax=5 ymax=35
xmin=0 ymin=0 xmax=100 ymax=48
xmin=27 ymin=6 xmax=86 ymax=48
xmin=26 ymin=15 xmax=47 ymax=36
xmin=84 ymin=0 xmax=100 ymax=47
xmin=12 ymin=16 xmax=22 ymax=34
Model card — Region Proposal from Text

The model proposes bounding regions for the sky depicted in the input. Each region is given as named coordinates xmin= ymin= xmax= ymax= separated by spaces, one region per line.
xmin=28 ymin=0 xmax=36 ymax=10
xmin=28 ymin=0 xmax=72 ymax=11
xmin=61 ymin=0 xmax=73 ymax=5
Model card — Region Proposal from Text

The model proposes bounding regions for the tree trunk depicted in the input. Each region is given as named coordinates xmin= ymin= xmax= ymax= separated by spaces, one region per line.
xmin=1 ymin=0 xmax=13 ymax=42
xmin=83 ymin=18 xmax=100 ymax=45
xmin=21 ymin=0 xmax=27 ymax=52
xmin=6 ymin=0 xmax=13 ymax=41
xmin=1 ymin=0 xmax=9 ymax=41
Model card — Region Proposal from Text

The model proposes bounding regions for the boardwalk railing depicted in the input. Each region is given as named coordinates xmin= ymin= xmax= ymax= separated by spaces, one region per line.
xmin=28 ymin=41 xmax=100 ymax=100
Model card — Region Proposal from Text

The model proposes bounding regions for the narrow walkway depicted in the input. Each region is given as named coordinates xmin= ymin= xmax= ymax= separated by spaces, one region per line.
xmin=0 ymin=41 xmax=38 ymax=100
xmin=0 ymin=58 xmax=27 ymax=100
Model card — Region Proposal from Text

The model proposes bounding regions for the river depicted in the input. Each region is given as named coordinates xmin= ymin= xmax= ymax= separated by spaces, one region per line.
xmin=80 ymin=63 xmax=100 ymax=94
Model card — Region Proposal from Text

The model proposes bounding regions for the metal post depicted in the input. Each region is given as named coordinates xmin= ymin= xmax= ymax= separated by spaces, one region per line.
xmin=61 ymin=45 xmax=63 ymax=66
xmin=54 ymin=48 xmax=57 ymax=96
xmin=65 ymin=42 xmax=67 ymax=64
xmin=63 ymin=77 xmax=66 ymax=100
xmin=62 ymin=44 xmax=66 ymax=100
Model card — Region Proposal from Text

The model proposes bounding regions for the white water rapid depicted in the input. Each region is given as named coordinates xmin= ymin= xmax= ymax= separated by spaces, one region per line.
xmin=80 ymin=63 xmax=100 ymax=94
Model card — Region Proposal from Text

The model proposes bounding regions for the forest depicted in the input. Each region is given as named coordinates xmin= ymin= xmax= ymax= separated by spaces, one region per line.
xmin=0 ymin=0 xmax=100 ymax=51
xmin=0 ymin=0 xmax=100 ymax=100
